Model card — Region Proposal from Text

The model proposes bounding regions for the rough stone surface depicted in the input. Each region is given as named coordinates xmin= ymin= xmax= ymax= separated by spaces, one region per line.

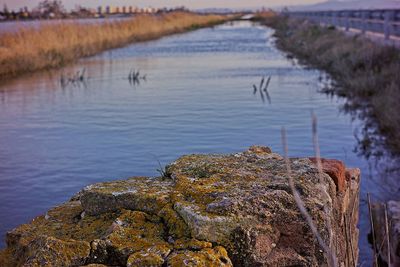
xmin=0 ymin=146 xmax=360 ymax=267
xmin=309 ymin=158 xmax=346 ymax=193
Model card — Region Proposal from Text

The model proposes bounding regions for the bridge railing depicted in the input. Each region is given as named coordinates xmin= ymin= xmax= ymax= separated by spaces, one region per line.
xmin=289 ymin=9 xmax=400 ymax=40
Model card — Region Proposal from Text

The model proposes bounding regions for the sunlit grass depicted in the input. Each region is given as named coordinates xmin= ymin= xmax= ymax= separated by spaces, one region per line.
xmin=0 ymin=12 xmax=231 ymax=79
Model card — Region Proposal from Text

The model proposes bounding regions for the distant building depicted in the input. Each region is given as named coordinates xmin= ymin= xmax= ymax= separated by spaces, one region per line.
xmin=96 ymin=5 xmax=163 ymax=16
xmin=106 ymin=6 xmax=116 ymax=14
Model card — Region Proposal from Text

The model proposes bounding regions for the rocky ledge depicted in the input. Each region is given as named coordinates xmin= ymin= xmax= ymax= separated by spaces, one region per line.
xmin=0 ymin=146 xmax=360 ymax=267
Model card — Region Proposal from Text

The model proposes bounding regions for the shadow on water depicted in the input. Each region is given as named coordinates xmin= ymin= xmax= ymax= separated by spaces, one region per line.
xmin=319 ymin=74 xmax=400 ymax=200
xmin=320 ymin=74 xmax=400 ymax=169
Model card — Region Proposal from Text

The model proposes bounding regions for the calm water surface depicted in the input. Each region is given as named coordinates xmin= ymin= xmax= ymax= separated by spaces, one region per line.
xmin=0 ymin=20 xmax=389 ymax=263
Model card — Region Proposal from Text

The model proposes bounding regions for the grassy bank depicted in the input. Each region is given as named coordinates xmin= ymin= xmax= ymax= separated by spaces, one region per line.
xmin=259 ymin=14 xmax=400 ymax=156
xmin=0 ymin=12 xmax=233 ymax=80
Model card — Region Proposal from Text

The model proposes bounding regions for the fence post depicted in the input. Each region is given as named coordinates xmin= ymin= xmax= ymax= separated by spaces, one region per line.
xmin=384 ymin=10 xmax=395 ymax=40
xmin=324 ymin=12 xmax=330 ymax=26
xmin=362 ymin=10 xmax=370 ymax=34
xmin=345 ymin=11 xmax=351 ymax=31
xmin=332 ymin=11 xmax=337 ymax=26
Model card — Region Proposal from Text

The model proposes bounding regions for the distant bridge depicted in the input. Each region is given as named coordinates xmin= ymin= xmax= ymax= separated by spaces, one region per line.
xmin=289 ymin=9 xmax=400 ymax=44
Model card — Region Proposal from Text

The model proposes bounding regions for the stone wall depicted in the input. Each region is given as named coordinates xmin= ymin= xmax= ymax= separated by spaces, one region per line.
xmin=0 ymin=146 xmax=360 ymax=266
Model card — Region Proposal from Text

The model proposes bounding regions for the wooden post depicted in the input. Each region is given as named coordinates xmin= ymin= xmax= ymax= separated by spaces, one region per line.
xmin=384 ymin=10 xmax=395 ymax=40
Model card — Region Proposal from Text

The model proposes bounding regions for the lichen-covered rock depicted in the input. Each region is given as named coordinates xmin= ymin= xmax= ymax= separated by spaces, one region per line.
xmin=80 ymin=177 xmax=174 ymax=216
xmin=80 ymin=264 xmax=108 ymax=267
xmin=166 ymin=246 xmax=232 ymax=267
xmin=21 ymin=236 xmax=91 ymax=267
xmin=0 ymin=146 xmax=360 ymax=266
xmin=126 ymin=251 xmax=164 ymax=267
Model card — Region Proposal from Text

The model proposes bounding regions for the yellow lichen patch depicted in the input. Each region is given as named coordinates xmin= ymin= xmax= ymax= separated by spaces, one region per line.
xmin=21 ymin=236 xmax=90 ymax=267
xmin=0 ymin=248 xmax=15 ymax=267
xmin=7 ymin=201 xmax=120 ymax=250
xmin=126 ymin=252 xmax=164 ymax=267
xmin=105 ymin=210 xmax=171 ymax=258
xmin=158 ymin=204 xmax=190 ymax=238
xmin=173 ymin=238 xmax=212 ymax=250
xmin=82 ymin=177 xmax=171 ymax=195
xmin=167 ymin=246 xmax=233 ymax=267
xmin=172 ymin=173 xmax=226 ymax=213
xmin=80 ymin=177 xmax=174 ymax=216
xmin=246 ymin=146 xmax=272 ymax=155
xmin=118 ymin=209 xmax=160 ymax=225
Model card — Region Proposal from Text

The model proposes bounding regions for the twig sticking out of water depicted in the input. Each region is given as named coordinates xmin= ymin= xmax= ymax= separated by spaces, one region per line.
xmin=60 ymin=74 xmax=67 ymax=88
xmin=60 ymin=68 xmax=87 ymax=89
xmin=259 ymin=76 xmax=265 ymax=91
xmin=281 ymin=126 xmax=337 ymax=267
xmin=263 ymin=76 xmax=272 ymax=104
xmin=367 ymin=193 xmax=378 ymax=267
xmin=128 ymin=69 xmax=147 ymax=86
xmin=384 ymin=203 xmax=391 ymax=267
xmin=264 ymin=76 xmax=271 ymax=92
xmin=79 ymin=68 xmax=86 ymax=81
xmin=252 ymin=76 xmax=272 ymax=104
xmin=259 ymin=84 xmax=265 ymax=103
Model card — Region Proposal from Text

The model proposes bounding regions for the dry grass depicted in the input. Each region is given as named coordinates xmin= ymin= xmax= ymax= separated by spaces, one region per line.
xmin=281 ymin=125 xmax=338 ymax=267
xmin=261 ymin=15 xmax=400 ymax=156
xmin=0 ymin=12 xmax=232 ymax=79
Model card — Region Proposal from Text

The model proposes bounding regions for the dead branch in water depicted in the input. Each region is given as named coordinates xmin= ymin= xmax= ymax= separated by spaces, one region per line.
xmin=252 ymin=76 xmax=272 ymax=104
xmin=384 ymin=203 xmax=391 ymax=266
xmin=367 ymin=193 xmax=378 ymax=266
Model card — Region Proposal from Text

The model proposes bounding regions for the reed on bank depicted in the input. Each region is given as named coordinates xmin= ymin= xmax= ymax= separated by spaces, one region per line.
xmin=259 ymin=14 xmax=400 ymax=156
xmin=0 ymin=12 xmax=232 ymax=79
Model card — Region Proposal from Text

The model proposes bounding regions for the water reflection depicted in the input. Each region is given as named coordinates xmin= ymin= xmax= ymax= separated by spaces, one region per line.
xmin=317 ymin=72 xmax=400 ymax=196
xmin=342 ymin=97 xmax=400 ymax=198
xmin=60 ymin=68 xmax=88 ymax=89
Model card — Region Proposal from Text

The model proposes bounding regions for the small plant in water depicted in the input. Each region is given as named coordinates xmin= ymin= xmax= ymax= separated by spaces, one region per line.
xmin=128 ymin=69 xmax=147 ymax=86
xmin=252 ymin=75 xmax=272 ymax=104
xmin=156 ymin=160 xmax=172 ymax=179
xmin=60 ymin=68 xmax=87 ymax=88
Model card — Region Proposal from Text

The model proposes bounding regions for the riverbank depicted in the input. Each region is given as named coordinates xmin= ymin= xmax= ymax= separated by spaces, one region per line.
xmin=0 ymin=12 xmax=233 ymax=80
xmin=0 ymin=146 xmax=360 ymax=266
xmin=257 ymin=14 xmax=400 ymax=157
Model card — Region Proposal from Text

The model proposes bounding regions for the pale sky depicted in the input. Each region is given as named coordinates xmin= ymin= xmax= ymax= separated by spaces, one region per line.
xmin=0 ymin=0 xmax=328 ymax=11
